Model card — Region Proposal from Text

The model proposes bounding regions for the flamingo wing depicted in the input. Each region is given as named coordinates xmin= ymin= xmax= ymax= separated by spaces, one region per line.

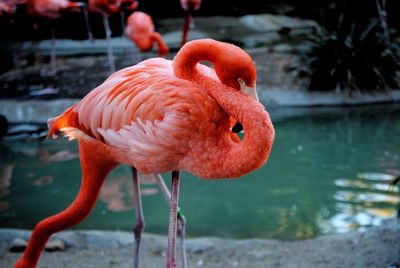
xmin=56 ymin=58 xmax=225 ymax=173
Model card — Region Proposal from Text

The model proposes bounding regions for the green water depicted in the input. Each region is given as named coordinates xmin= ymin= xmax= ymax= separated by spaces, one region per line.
xmin=0 ymin=104 xmax=399 ymax=240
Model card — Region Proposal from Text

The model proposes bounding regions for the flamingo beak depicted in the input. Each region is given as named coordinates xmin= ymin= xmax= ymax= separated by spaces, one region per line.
xmin=232 ymin=82 xmax=259 ymax=134
xmin=240 ymin=83 xmax=259 ymax=101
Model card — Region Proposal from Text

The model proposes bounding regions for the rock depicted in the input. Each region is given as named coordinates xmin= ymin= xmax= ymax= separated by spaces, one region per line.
xmin=239 ymin=14 xmax=319 ymax=33
xmin=272 ymin=44 xmax=293 ymax=53
xmin=45 ymin=239 xmax=66 ymax=252
xmin=9 ymin=238 xmax=27 ymax=252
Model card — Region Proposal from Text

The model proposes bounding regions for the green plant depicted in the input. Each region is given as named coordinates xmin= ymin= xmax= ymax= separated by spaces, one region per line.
xmin=302 ymin=20 xmax=400 ymax=94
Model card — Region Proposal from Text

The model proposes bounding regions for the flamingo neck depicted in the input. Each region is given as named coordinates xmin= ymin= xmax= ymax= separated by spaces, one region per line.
xmin=151 ymin=32 xmax=169 ymax=57
xmin=173 ymin=40 xmax=275 ymax=178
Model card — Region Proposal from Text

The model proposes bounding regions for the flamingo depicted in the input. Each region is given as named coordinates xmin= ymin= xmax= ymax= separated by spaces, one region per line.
xmin=0 ymin=0 xmax=26 ymax=15
xmin=125 ymin=11 xmax=169 ymax=57
xmin=0 ymin=1 xmax=12 ymax=15
xmin=180 ymin=0 xmax=201 ymax=46
xmin=26 ymin=0 xmax=82 ymax=76
xmin=13 ymin=38 xmax=275 ymax=268
xmin=88 ymin=0 xmax=136 ymax=72
xmin=88 ymin=0 xmax=121 ymax=72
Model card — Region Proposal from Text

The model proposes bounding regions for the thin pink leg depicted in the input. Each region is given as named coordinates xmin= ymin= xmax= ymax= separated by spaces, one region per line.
xmin=14 ymin=140 xmax=117 ymax=268
xmin=166 ymin=171 xmax=181 ymax=268
xmin=102 ymin=15 xmax=115 ymax=72
xmin=120 ymin=11 xmax=126 ymax=37
xmin=50 ymin=28 xmax=57 ymax=76
xmin=177 ymin=211 xmax=187 ymax=268
xmin=82 ymin=3 xmax=94 ymax=42
xmin=131 ymin=167 xmax=145 ymax=268
xmin=155 ymin=174 xmax=187 ymax=268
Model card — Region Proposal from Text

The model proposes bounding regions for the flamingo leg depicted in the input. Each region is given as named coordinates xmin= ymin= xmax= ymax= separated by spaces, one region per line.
xmin=82 ymin=3 xmax=94 ymax=42
xmin=181 ymin=12 xmax=191 ymax=46
xmin=155 ymin=174 xmax=187 ymax=268
xmin=50 ymin=27 xmax=57 ymax=76
xmin=177 ymin=211 xmax=187 ymax=268
xmin=14 ymin=140 xmax=117 ymax=268
xmin=102 ymin=14 xmax=116 ymax=72
xmin=131 ymin=167 xmax=145 ymax=268
xmin=166 ymin=171 xmax=181 ymax=268
xmin=120 ymin=11 xmax=126 ymax=37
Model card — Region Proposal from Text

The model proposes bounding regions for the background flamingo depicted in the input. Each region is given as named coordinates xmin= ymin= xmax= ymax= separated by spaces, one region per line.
xmin=0 ymin=0 xmax=26 ymax=15
xmin=0 ymin=2 xmax=13 ymax=15
xmin=180 ymin=0 xmax=201 ymax=46
xmin=88 ymin=0 xmax=136 ymax=72
xmin=26 ymin=0 xmax=82 ymax=75
xmin=125 ymin=11 xmax=169 ymax=58
xmin=13 ymin=38 xmax=275 ymax=268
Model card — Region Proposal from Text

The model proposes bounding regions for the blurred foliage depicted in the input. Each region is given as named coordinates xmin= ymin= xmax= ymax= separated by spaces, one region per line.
xmin=301 ymin=22 xmax=400 ymax=93
xmin=297 ymin=0 xmax=400 ymax=93
xmin=3 ymin=0 xmax=400 ymax=41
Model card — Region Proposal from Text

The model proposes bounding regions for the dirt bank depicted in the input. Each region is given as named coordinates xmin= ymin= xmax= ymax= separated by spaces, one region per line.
xmin=1 ymin=220 xmax=400 ymax=268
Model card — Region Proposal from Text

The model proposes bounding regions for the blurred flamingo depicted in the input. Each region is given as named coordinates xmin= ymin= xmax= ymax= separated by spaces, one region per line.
xmin=125 ymin=11 xmax=169 ymax=58
xmin=0 ymin=2 xmax=13 ymax=15
xmin=0 ymin=0 xmax=26 ymax=15
xmin=180 ymin=0 xmax=201 ymax=46
xmin=88 ymin=0 xmax=137 ymax=72
xmin=14 ymin=38 xmax=275 ymax=268
xmin=26 ymin=0 xmax=82 ymax=75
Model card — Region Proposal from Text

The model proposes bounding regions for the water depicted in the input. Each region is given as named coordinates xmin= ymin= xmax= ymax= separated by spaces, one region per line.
xmin=0 ymin=104 xmax=399 ymax=240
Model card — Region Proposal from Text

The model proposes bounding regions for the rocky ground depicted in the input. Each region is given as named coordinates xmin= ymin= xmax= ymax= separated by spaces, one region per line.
xmin=1 ymin=220 xmax=400 ymax=268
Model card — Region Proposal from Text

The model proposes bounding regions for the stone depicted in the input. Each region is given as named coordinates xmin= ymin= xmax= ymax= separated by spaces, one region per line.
xmin=45 ymin=239 xmax=66 ymax=252
xmin=9 ymin=238 xmax=27 ymax=252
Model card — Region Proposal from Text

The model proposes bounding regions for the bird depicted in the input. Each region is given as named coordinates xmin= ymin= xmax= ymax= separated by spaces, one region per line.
xmin=26 ymin=0 xmax=82 ymax=75
xmin=125 ymin=11 xmax=169 ymax=57
xmin=0 ymin=0 xmax=26 ymax=15
xmin=0 ymin=1 xmax=13 ymax=15
xmin=13 ymin=38 xmax=275 ymax=268
xmin=88 ymin=0 xmax=137 ymax=72
xmin=179 ymin=0 xmax=201 ymax=46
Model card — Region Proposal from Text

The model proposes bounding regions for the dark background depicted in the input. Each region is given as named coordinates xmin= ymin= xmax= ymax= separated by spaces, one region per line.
xmin=0 ymin=0 xmax=399 ymax=41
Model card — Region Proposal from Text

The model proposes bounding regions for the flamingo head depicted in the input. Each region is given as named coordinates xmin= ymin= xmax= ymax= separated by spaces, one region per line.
xmin=214 ymin=47 xmax=258 ymax=101
xmin=180 ymin=0 xmax=201 ymax=12
xmin=133 ymin=35 xmax=154 ymax=52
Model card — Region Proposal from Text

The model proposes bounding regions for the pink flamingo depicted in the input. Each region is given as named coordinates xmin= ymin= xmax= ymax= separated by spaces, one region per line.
xmin=180 ymin=0 xmax=201 ymax=46
xmin=26 ymin=0 xmax=82 ymax=75
xmin=0 ymin=0 xmax=26 ymax=15
xmin=125 ymin=11 xmax=169 ymax=57
xmin=0 ymin=2 xmax=12 ymax=15
xmin=88 ymin=0 xmax=136 ymax=72
xmin=13 ymin=38 xmax=275 ymax=268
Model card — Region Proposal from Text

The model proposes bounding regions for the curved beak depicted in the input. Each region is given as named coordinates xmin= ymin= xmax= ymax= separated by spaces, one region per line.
xmin=240 ymin=83 xmax=259 ymax=101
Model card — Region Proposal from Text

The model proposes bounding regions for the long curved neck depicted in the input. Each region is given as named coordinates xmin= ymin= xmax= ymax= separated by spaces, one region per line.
xmin=173 ymin=40 xmax=275 ymax=178
xmin=173 ymin=39 xmax=225 ymax=81
xmin=151 ymin=32 xmax=169 ymax=57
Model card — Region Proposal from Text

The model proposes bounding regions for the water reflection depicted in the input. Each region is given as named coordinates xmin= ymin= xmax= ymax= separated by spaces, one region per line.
xmin=100 ymin=173 xmax=160 ymax=213
xmin=0 ymin=104 xmax=400 ymax=239
xmin=331 ymin=172 xmax=400 ymax=233
xmin=0 ymin=164 xmax=13 ymax=212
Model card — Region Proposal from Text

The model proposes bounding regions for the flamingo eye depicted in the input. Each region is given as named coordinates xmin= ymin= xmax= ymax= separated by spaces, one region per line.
xmin=238 ymin=78 xmax=244 ymax=85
